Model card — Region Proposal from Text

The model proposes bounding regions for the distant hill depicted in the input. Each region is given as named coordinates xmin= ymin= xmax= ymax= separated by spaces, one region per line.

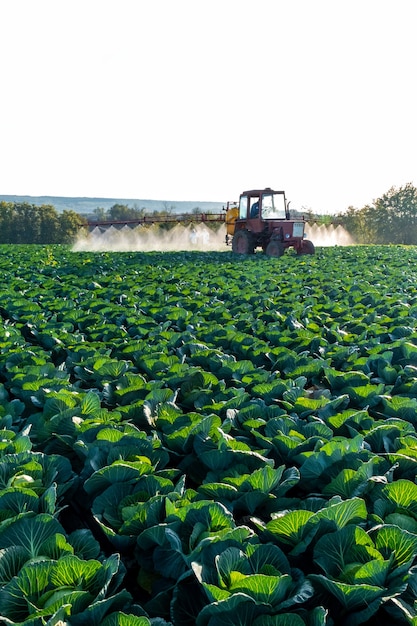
xmin=0 ymin=195 xmax=225 ymax=216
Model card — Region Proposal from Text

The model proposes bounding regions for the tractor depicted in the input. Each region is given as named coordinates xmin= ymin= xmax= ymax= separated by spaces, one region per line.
xmin=225 ymin=187 xmax=315 ymax=256
xmin=86 ymin=186 xmax=315 ymax=256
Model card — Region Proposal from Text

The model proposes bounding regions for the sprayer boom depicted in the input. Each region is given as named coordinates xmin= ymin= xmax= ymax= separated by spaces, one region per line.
xmin=87 ymin=213 xmax=226 ymax=229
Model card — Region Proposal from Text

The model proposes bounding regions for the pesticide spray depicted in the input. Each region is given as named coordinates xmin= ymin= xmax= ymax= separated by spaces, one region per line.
xmin=304 ymin=223 xmax=354 ymax=247
xmin=73 ymin=223 xmax=228 ymax=252
xmin=73 ymin=221 xmax=354 ymax=253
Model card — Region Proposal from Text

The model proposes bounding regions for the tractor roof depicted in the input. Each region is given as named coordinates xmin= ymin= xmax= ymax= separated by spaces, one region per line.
xmin=241 ymin=188 xmax=285 ymax=197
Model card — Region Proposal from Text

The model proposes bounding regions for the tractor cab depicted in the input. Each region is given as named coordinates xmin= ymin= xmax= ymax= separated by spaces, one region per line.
xmin=240 ymin=188 xmax=289 ymax=222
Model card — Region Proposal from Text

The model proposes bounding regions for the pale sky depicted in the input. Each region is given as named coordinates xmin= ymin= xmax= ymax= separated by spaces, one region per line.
xmin=1 ymin=0 xmax=416 ymax=214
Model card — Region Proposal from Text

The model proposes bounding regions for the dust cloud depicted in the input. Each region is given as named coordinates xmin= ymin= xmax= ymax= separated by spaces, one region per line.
xmin=72 ymin=223 xmax=228 ymax=252
xmin=305 ymin=223 xmax=354 ymax=246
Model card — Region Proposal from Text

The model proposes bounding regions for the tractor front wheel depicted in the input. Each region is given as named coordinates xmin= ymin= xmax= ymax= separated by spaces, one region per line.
xmin=265 ymin=240 xmax=284 ymax=257
xmin=232 ymin=230 xmax=254 ymax=254
xmin=297 ymin=240 xmax=315 ymax=255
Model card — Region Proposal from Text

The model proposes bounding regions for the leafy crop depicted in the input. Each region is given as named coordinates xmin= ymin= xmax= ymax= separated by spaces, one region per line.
xmin=2 ymin=244 xmax=417 ymax=623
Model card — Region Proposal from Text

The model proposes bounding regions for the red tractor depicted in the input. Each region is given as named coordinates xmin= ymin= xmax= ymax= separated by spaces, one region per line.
xmin=225 ymin=187 xmax=315 ymax=256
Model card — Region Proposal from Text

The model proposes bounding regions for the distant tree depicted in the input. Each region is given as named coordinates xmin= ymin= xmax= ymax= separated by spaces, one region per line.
xmin=9 ymin=203 xmax=42 ymax=243
xmin=336 ymin=183 xmax=417 ymax=245
xmin=0 ymin=202 xmax=13 ymax=243
xmin=372 ymin=183 xmax=417 ymax=244
xmin=59 ymin=210 xmax=87 ymax=243
xmin=93 ymin=207 xmax=108 ymax=220
xmin=162 ymin=202 xmax=175 ymax=215
xmin=317 ymin=214 xmax=333 ymax=226
xmin=38 ymin=204 xmax=60 ymax=243
xmin=337 ymin=206 xmax=369 ymax=243
xmin=108 ymin=204 xmax=145 ymax=221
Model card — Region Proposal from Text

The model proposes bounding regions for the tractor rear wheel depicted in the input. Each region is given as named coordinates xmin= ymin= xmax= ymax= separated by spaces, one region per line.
xmin=232 ymin=230 xmax=254 ymax=254
xmin=265 ymin=240 xmax=284 ymax=257
xmin=298 ymin=240 xmax=315 ymax=255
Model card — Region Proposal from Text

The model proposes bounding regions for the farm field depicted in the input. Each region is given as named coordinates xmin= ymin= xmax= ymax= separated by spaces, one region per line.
xmin=2 ymin=244 xmax=417 ymax=625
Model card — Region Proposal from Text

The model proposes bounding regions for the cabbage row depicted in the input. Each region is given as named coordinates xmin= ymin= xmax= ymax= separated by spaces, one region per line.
xmin=2 ymin=245 xmax=417 ymax=624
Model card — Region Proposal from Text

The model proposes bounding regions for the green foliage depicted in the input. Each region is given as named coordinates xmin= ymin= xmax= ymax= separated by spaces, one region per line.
xmin=3 ymin=245 xmax=417 ymax=623
xmin=0 ymin=201 xmax=86 ymax=244
xmin=109 ymin=204 xmax=146 ymax=221
xmin=338 ymin=183 xmax=417 ymax=244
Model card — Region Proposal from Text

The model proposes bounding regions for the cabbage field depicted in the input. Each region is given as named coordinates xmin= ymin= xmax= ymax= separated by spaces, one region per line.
xmin=2 ymin=244 xmax=417 ymax=625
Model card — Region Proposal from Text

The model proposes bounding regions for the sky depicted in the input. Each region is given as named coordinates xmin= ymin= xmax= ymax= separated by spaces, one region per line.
xmin=1 ymin=0 xmax=416 ymax=215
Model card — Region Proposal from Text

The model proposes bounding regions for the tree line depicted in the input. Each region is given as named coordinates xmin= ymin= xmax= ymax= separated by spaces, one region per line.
xmin=310 ymin=182 xmax=417 ymax=245
xmin=0 ymin=202 xmax=87 ymax=244
xmin=91 ymin=202 xmax=178 ymax=222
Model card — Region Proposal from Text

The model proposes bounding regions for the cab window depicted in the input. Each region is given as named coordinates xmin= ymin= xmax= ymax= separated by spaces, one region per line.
xmin=239 ymin=196 xmax=248 ymax=219
xmin=262 ymin=193 xmax=286 ymax=219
